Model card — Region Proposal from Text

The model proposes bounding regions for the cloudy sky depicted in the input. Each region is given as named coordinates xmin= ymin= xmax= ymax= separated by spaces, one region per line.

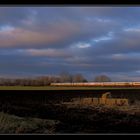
xmin=1 ymin=7 xmax=140 ymax=81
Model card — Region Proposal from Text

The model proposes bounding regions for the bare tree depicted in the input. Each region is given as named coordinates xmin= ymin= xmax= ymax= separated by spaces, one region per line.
xmin=59 ymin=71 xmax=73 ymax=83
xmin=72 ymin=73 xmax=87 ymax=83
xmin=94 ymin=75 xmax=111 ymax=82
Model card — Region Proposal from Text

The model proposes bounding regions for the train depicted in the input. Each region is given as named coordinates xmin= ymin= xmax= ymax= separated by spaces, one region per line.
xmin=50 ymin=82 xmax=140 ymax=87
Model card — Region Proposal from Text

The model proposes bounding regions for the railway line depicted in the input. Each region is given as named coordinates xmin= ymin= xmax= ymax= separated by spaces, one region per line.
xmin=50 ymin=82 xmax=140 ymax=87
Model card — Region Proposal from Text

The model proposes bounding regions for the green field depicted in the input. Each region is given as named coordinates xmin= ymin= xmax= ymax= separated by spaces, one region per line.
xmin=0 ymin=86 xmax=140 ymax=90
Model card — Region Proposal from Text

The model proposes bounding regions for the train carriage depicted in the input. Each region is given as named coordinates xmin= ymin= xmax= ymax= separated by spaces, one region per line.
xmin=50 ymin=82 xmax=140 ymax=87
xmin=132 ymin=82 xmax=140 ymax=87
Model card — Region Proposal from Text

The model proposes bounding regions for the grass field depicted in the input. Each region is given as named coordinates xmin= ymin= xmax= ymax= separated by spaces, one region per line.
xmin=0 ymin=86 xmax=140 ymax=90
xmin=0 ymin=86 xmax=140 ymax=133
xmin=0 ymin=112 xmax=59 ymax=134
xmin=1 ymin=104 xmax=140 ymax=134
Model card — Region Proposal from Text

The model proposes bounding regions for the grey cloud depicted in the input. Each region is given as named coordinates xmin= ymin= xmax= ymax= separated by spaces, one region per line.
xmin=0 ymin=7 xmax=140 ymax=81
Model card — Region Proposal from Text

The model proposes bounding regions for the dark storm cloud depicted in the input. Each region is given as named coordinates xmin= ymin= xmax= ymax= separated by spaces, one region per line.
xmin=1 ymin=7 xmax=140 ymax=81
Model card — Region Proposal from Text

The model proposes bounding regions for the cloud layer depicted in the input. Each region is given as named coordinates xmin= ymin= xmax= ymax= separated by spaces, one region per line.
xmin=0 ymin=7 xmax=140 ymax=81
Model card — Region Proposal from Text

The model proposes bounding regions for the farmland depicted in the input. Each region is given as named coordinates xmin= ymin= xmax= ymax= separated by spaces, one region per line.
xmin=0 ymin=86 xmax=140 ymax=134
xmin=0 ymin=86 xmax=140 ymax=90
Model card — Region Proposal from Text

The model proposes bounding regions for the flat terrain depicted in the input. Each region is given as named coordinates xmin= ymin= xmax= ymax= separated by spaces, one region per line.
xmin=0 ymin=86 xmax=140 ymax=90
xmin=0 ymin=87 xmax=140 ymax=134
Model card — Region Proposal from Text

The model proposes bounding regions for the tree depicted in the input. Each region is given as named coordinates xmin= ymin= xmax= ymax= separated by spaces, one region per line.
xmin=94 ymin=75 xmax=111 ymax=82
xmin=72 ymin=73 xmax=87 ymax=83
xmin=59 ymin=71 xmax=73 ymax=83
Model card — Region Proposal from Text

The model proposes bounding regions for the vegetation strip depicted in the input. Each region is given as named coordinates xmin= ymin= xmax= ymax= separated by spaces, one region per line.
xmin=0 ymin=86 xmax=140 ymax=90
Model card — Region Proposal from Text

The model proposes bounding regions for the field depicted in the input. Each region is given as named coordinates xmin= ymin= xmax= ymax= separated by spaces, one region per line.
xmin=0 ymin=86 xmax=140 ymax=90
xmin=0 ymin=86 xmax=140 ymax=134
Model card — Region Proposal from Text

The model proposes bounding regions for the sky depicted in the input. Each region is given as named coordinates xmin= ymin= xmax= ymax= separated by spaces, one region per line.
xmin=0 ymin=7 xmax=140 ymax=81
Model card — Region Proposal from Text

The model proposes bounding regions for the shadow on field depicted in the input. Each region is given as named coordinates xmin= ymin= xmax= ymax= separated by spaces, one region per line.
xmin=0 ymin=89 xmax=140 ymax=134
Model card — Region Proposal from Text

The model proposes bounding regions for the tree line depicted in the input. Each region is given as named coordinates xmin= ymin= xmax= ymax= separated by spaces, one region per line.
xmin=0 ymin=73 xmax=111 ymax=86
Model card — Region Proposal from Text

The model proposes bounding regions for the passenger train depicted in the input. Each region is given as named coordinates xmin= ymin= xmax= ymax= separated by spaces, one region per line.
xmin=50 ymin=82 xmax=140 ymax=87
